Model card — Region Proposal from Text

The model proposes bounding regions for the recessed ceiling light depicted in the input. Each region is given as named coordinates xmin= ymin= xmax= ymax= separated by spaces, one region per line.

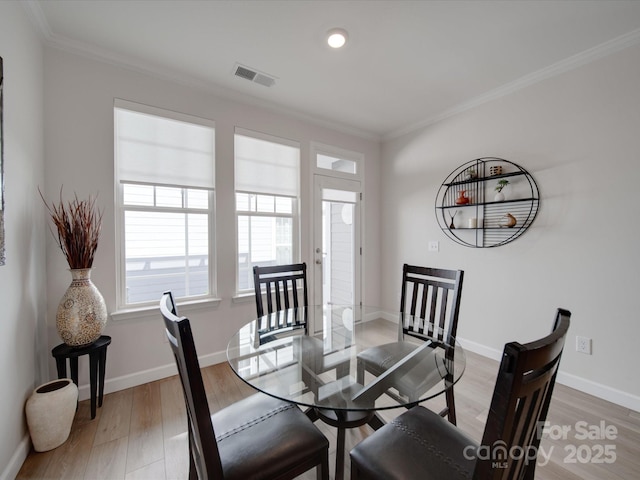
xmin=327 ymin=28 xmax=348 ymax=49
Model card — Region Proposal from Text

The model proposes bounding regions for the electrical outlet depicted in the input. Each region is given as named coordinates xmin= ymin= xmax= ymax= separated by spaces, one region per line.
xmin=576 ymin=336 xmax=592 ymax=355
xmin=428 ymin=241 xmax=439 ymax=252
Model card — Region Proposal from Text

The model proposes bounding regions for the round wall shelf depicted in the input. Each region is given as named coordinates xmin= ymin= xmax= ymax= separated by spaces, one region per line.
xmin=435 ymin=158 xmax=539 ymax=248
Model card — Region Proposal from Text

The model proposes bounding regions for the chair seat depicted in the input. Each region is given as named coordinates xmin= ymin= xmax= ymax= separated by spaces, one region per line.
xmin=213 ymin=393 xmax=329 ymax=480
xmin=358 ymin=341 xmax=420 ymax=373
xmin=358 ymin=341 xmax=443 ymax=400
xmin=350 ymin=406 xmax=477 ymax=480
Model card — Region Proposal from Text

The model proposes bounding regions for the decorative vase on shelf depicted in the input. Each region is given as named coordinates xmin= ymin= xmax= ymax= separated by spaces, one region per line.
xmin=448 ymin=210 xmax=458 ymax=229
xmin=455 ymin=190 xmax=470 ymax=205
xmin=40 ymin=188 xmax=105 ymax=346
xmin=494 ymin=191 xmax=505 ymax=202
xmin=56 ymin=268 xmax=107 ymax=347
xmin=500 ymin=213 xmax=517 ymax=228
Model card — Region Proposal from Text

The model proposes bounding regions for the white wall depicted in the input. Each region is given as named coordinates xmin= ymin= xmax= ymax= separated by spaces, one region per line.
xmin=0 ymin=3 xmax=46 ymax=478
xmin=381 ymin=43 xmax=640 ymax=409
xmin=43 ymin=48 xmax=381 ymax=398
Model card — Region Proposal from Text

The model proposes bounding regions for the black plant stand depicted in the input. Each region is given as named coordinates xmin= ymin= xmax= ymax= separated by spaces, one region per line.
xmin=51 ymin=335 xmax=111 ymax=419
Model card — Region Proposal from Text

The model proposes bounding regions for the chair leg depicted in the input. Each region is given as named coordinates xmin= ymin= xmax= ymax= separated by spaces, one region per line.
xmin=336 ymin=361 xmax=350 ymax=379
xmin=187 ymin=432 xmax=198 ymax=480
xmin=522 ymin=461 xmax=537 ymax=480
xmin=445 ymin=387 xmax=456 ymax=425
xmin=188 ymin=450 xmax=197 ymax=480
xmin=335 ymin=426 xmax=346 ymax=480
xmin=356 ymin=360 xmax=364 ymax=385
xmin=317 ymin=449 xmax=330 ymax=480
xmin=351 ymin=460 xmax=362 ymax=480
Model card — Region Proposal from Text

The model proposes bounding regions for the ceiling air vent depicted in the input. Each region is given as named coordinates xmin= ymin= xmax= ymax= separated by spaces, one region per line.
xmin=233 ymin=63 xmax=276 ymax=87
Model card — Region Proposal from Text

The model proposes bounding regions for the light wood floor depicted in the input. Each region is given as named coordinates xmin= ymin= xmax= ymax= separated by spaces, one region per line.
xmin=17 ymin=350 xmax=640 ymax=479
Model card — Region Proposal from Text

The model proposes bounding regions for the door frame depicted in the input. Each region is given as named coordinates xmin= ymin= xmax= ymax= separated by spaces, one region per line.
xmin=308 ymin=142 xmax=365 ymax=335
xmin=311 ymin=174 xmax=362 ymax=308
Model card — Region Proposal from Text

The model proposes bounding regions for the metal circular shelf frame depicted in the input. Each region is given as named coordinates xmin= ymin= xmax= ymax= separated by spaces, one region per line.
xmin=435 ymin=157 xmax=540 ymax=248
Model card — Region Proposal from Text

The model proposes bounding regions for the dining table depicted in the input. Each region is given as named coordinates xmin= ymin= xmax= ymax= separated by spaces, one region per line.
xmin=226 ymin=304 xmax=466 ymax=480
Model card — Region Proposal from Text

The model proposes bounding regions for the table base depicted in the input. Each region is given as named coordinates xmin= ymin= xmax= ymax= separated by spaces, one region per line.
xmin=307 ymin=408 xmax=385 ymax=480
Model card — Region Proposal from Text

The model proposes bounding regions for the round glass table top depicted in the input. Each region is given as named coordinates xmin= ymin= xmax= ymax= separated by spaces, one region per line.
xmin=227 ymin=305 xmax=465 ymax=412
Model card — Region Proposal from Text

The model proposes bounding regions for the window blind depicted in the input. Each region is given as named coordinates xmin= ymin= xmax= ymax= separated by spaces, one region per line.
xmin=235 ymin=132 xmax=299 ymax=196
xmin=116 ymin=108 xmax=215 ymax=188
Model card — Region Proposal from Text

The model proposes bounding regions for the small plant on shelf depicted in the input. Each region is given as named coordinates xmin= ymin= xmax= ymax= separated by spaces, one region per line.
xmin=464 ymin=168 xmax=476 ymax=180
xmin=494 ymin=179 xmax=509 ymax=201
xmin=494 ymin=179 xmax=509 ymax=193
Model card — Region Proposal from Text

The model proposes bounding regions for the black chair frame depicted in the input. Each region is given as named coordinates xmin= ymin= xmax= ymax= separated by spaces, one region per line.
xmin=160 ymin=292 xmax=329 ymax=480
xmin=357 ymin=264 xmax=464 ymax=423
xmin=350 ymin=308 xmax=571 ymax=480
xmin=253 ymin=262 xmax=309 ymax=318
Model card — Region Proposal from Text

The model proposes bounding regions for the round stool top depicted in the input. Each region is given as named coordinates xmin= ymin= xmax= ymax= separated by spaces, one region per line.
xmin=52 ymin=335 xmax=112 ymax=358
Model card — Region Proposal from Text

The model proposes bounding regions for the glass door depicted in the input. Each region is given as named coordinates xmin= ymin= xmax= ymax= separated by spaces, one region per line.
xmin=312 ymin=175 xmax=361 ymax=333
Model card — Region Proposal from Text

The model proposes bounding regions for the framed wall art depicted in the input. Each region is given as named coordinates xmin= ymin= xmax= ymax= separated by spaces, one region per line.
xmin=0 ymin=56 xmax=4 ymax=265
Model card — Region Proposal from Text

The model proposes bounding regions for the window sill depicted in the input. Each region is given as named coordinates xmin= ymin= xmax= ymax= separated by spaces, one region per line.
xmin=232 ymin=292 xmax=255 ymax=304
xmin=110 ymin=297 xmax=222 ymax=322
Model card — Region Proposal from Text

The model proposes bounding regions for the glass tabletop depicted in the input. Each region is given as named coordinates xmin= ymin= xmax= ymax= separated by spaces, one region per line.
xmin=227 ymin=305 xmax=466 ymax=412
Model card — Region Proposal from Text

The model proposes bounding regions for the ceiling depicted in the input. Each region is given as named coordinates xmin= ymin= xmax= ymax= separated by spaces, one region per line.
xmin=28 ymin=0 xmax=640 ymax=139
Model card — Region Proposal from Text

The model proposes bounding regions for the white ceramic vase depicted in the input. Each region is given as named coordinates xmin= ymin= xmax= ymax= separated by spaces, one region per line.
xmin=56 ymin=268 xmax=107 ymax=346
xmin=494 ymin=191 xmax=505 ymax=202
xmin=25 ymin=379 xmax=78 ymax=452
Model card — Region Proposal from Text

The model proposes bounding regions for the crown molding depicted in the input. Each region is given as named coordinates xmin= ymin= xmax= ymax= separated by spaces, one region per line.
xmin=21 ymin=0 xmax=52 ymax=40
xmin=24 ymin=1 xmax=639 ymax=143
xmin=385 ymin=27 xmax=640 ymax=141
xmin=22 ymin=1 xmax=379 ymax=142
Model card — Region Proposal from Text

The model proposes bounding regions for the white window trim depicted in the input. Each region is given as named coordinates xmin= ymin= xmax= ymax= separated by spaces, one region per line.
xmin=110 ymin=296 xmax=222 ymax=322
xmin=234 ymin=128 xmax=301 ymax=295
xmin=113 ymin=99 xmax=217 ymax=312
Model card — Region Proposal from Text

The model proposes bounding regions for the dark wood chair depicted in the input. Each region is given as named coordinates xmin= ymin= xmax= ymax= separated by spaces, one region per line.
xmin=253 ymin=262 xmax=309 ymax=318
xmin=159 ymin=292 xmax=329 ymax=480
xmin=252 ymin=262 xmax=349 ymax=394
xmin=356 ymin=264 xmax=464 ymax=423
xmin=350 ymin=308 xmax=571 ymax=480
xmin=252 ymin=263 xmax=309 ymax=345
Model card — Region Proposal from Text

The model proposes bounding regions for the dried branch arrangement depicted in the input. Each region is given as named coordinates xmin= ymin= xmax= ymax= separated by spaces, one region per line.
xmin=40 ymin=188 xmax=103 ymax=269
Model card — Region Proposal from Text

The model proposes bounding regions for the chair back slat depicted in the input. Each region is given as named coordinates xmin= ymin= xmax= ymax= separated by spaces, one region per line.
xmin=160 ymin=292 xmax=224 ymax=479
xmin=474 ymin=309 xmax=571 ymax=480
xmin=400 ymin=264 xmax=464 ymax=343
xmin=253 ymin=263 xmax=309 ymax=318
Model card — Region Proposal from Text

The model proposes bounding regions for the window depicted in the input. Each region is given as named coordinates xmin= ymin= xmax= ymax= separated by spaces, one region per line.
xmin=311 ymin=142 xmax=362 ymax=179
xmin=235 ymin=129 xmax=300 ymax=292
xmin=115 ymin=100 xmax=215 ymax=308
xmin=317 ymin=153 xmax=357 ymax=174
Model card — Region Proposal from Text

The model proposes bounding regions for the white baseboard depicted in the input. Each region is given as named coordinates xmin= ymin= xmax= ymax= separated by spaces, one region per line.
xmin=458 ymin=336 xmax=640 ymax=413
xmin=79 ymin=333 xmax=639 ymax=413
xmin=1 ymin=435 xmax=31 ymax=480
xmin=556 ymin=371 xmax=640 ymax=413
xmin=457 ymin=337 xmax=503 ymax=361
xmin=76 ymin=350 xmax=227 ymax=401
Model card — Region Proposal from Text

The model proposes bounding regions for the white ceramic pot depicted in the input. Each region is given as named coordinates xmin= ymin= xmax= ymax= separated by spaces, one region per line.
xmin=25 ymin=379 xmax=78 ymax=452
